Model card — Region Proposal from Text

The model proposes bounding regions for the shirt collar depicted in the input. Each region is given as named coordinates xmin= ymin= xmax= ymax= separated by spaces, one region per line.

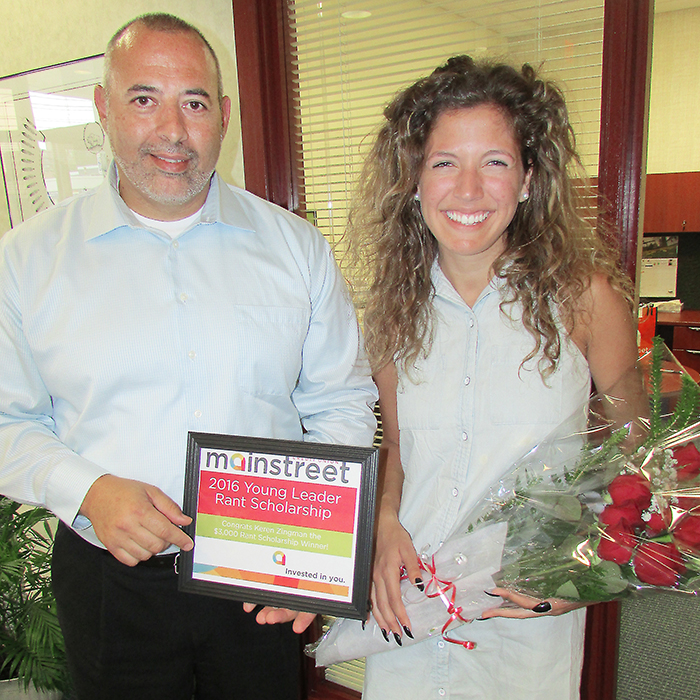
xmin=204 ymin=174 xmax=256 ymax=233
xmin=84 ymin=164 xmax=257 ymax=241
xmin=431 ymin=258 xmax=503 ymax=307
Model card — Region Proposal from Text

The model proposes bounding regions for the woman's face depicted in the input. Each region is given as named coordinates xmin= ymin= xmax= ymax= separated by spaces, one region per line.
xmin=416 ymin=104 xmax=531 ymax=272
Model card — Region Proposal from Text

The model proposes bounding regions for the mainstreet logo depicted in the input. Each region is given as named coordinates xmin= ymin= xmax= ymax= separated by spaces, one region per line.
xmin=272 ymin=551 xmax=286 ymax=565
xmin=203 ymin=449 xmax=351 ymax=484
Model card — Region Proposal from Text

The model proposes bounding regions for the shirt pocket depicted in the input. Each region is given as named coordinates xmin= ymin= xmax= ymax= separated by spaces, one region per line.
xmin=396 ymin=361 xmax=446 ymax=431
xmin=398 ymin=427 xmax=445 ymax=486
xmin=486 ymin=344 xmax=563 ymax=425
xmin=396 ymin=362 xmax=448 ymax=485
xmin=229 ymin=305 xmax=309 ymax=396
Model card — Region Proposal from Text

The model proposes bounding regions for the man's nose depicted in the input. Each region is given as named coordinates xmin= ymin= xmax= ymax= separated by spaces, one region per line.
xmin=156 ymin=103 xmax=187 ymax=143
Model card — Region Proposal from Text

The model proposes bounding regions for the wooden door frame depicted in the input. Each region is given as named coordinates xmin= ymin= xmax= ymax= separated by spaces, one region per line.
xmin=230 ymin=1 xmax=654 ymax=698
xmin=231 ymin=0 xmax=301 ymax=211
xmin=598 ymin=0 xmax=654 ymax=285
xmin=583 ymin=5 xmax=654 ymax=700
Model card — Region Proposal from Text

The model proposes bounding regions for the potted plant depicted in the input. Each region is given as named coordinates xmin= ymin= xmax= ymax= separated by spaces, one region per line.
xmin=0 ymin=497 xmax=69 ymax=698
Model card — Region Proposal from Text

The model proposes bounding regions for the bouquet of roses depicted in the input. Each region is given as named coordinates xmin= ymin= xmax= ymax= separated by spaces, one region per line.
xmin=465 ymin=338 xmax=700 ymax=601
xmin=308 ymin=339 xmax=700 ymax=667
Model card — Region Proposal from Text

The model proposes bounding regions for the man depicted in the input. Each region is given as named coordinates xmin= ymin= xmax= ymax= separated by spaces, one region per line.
xmin=0 ymin=13 xmax=377 ymax=700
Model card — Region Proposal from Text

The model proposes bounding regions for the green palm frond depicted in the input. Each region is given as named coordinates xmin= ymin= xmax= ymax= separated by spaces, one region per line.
xmin=0 ymin=497 xmax=70 ymax=692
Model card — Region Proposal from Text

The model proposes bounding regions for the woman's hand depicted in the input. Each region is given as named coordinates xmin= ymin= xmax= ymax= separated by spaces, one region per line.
xmin=370 ymin=508 xmax=422 ymax=645
xmin=480 ymin=587 xmax=587 ymax=619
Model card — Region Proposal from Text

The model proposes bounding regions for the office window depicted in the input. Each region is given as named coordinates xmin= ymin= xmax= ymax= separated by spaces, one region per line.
xmin=288 ymin=0 xmax=605 ymax=286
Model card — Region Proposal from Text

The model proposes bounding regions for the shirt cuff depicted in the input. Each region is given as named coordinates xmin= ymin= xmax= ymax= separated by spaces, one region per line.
xmin=44 ymin=454 xmax=109 ymax=526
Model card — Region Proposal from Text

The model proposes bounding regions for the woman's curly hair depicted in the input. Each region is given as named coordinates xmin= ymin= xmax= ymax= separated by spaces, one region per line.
xmin=349 ymin=55 xmax=631 ymax=377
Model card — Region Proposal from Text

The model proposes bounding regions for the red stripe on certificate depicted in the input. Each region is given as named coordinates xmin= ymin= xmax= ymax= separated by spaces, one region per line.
xmin=198 ymin=473 xmax=357 ymax=533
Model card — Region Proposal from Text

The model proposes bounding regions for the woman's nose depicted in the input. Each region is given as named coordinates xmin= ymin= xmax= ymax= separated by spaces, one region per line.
xmin=454 ymin=167 xmax=483 ymax=199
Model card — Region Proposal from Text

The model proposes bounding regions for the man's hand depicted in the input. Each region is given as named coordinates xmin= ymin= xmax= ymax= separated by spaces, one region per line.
xmin=79 ymin=474 xmax=193 ymax=566
xmin=242 ymin=602 xmax=316 ymax=634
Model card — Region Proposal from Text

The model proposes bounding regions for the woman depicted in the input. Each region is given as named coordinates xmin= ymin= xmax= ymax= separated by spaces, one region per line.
xmin=350 ymin=56 xmax=638 ymax=699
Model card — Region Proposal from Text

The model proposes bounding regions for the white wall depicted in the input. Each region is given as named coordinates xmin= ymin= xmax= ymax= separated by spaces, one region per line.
xmin=647 ymin=6 xmax=700 ymax=173
xmin=0 ymin=0 xmax=243 ymax=233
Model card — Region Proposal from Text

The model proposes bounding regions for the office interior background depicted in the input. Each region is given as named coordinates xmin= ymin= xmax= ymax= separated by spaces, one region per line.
xmin=0 ymin=1 xmax=699 ymax=698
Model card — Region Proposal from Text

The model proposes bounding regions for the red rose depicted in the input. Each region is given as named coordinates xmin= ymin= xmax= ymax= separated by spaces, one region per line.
xmin=673 ymin=514 xmax=700 ymax=550
xmin=607 ymin=474 xmax=652 ymax=510
xmin=632 ymin=541 xmax=685 ymax=586
xmin=644 ymin=511 xmax=668 ymax=537
xmin=599 ymin=503 xmax=643 ymax=529
xmin=597 ymin=525 xmax=636 ymax=564
xmin=673 ymin=443 xmax=700 ymax=482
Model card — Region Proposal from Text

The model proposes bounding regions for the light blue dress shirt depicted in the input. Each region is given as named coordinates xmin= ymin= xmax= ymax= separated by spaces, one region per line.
xmin=364 ymin=264 xmax=589 ymax=700
xmin=0 ymin=167 xmax=377 ymax=548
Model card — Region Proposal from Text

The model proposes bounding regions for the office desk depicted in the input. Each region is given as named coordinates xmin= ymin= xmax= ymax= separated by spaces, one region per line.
xmin=656 ymin=310 xmax=700 ymax=374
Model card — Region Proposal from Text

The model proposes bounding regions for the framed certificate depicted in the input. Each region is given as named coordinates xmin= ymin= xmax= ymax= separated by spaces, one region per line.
xmin=179 ymin=432 xmax=378 ymax=620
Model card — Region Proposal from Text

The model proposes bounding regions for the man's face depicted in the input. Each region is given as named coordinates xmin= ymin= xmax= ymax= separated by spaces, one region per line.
xmin=95 ymin=26 xmax=231 ymax=220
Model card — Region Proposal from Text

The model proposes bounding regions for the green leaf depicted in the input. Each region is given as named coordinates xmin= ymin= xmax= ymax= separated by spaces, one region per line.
xmin=596 ymin=561 xmax=629 ymax=594
xmin=0 ymin=498 xmax=69 ymax=692
xmin=552 ymin=495 xmax=582 ymax=522
xmin=555 ymin=580 xmax=580 ymax=599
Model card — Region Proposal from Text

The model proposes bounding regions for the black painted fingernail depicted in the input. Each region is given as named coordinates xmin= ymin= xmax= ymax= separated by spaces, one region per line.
xmin=484 ymin=590 xmax=500 ymax=597
xmin=362 ymin=619 xmax=366 ymax=630
xmin=403 ymin=625 xmax=414 ymax=639
xmin=415 ymin=578 xmax=424 ymax=592
xmin=381 ymin=628 xmax=390 ymax=642
xmin=532 ymin=601 xmax=552 ymax=613
xmin=393 ymin=632 xmax=402 ymax=646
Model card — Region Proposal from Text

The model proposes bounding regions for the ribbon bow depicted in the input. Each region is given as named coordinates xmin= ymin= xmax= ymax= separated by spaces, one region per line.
xmin=402 ymin=556 xmax=476 ymax=650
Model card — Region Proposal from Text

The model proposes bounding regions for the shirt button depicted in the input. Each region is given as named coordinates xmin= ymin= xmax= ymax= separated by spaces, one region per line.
xmin=438 ymin=640 xmax=445 ymax=649
xmin=439 ymin=689 xmax=446 ymax=697
xmin=462 ymin=431 xmax=468 ymax=441
xmin=469 ymin=319 xmax=475 ymax=328
xmin=464 ymin=376 xmax=471 ymax=386
xmin=194 ymin=410 xmax=202 ymax=418
xmin=452 ymin=488 xmax=459 ymax=497
xmin=188 ymin=350 xmax=196 ymax=360
xmin=173 ymin=240 xmax=179 ymax=249
xmin=180 ymin=293 xmax=188 ymax=303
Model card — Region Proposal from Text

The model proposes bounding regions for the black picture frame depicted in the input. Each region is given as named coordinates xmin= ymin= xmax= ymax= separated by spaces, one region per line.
xmin=179 ymin=432 xmax=378 ymax=620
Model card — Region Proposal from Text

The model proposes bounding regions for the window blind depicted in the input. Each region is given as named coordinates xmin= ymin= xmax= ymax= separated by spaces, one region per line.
xmin=288 ymin=0 xmax=605 ymax=280
xmin=287 ymin=0 xmax=605 ymax=691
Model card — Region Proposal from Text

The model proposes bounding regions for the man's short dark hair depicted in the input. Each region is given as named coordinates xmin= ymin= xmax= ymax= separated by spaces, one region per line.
xmin=103 ymin=13 xmax=224 ymax=104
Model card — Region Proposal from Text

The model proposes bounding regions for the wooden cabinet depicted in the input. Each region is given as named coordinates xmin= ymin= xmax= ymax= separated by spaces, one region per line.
xmin=671 ymin=325 xmax=700 ymax=373
xmin=656 ymin=310 xmax=700 ymax=373
xmin=644 ymin=172 xmax=700 ymax=233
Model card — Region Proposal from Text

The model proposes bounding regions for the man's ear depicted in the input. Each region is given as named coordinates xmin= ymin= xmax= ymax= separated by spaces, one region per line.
xmin=94 ymin=84 xmax=108 ymax=125
xmin=220 ymin=95 xmax=232 ymax=138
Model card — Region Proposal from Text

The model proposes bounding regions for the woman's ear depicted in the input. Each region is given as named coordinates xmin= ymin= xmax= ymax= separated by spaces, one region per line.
xmin=520 ymin=167 xmax=533 ymax=201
